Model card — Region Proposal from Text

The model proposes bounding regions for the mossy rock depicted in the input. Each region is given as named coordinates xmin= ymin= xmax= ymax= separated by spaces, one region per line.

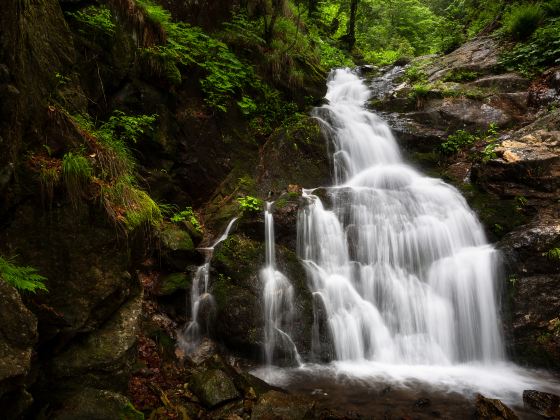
xmin=157 ymin=272 xmax=190 ymax=296
xmin=50 ymin=388 xmax=143 ymax=420
xmin=190 ymin=369 xmax=240 ymax=408
xmin=159 ymin=224 xmax=195 ymax=252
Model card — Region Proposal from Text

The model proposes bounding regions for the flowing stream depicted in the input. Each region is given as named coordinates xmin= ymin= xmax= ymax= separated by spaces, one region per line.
xmin=261 ymin=202 xmax=301 ymax=366
xmin=255 ymin=68 xmax=559 ymax=407
xmin=179 ymin=217 xmax=238 ymax=354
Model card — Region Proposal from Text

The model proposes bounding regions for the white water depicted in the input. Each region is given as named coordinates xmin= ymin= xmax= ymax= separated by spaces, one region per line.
xmin=261 ymin=202 xmax=301 ymax=366
xmin=254 ymin=69 xmax=560 ymax=402
xmin=178 ymin=217 xmax=238 ymax=354
xmin=299 ymin=68 xmax=503 ymax=365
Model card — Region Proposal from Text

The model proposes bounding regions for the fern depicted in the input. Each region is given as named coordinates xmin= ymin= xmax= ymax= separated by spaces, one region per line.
xmin=0 ymin=256 xmax=48 ymax=293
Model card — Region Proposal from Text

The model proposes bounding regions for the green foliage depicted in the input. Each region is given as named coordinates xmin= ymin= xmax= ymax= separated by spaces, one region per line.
xmin=248 ymin=81 xmax=299 ymax=138
xmin=403 ymin=61 xmax=429 ymax=83
xmin=237 ymin=96 xmax=258 ymax=116
xmin=100 ymin=176 xmax=162 ymax=231
xmin=409 ymin=83 xmax=431 ymax=107
xmin=62 ymin=152 xmax=93 ymax=208
xmin=440 ymin=129 xmax=478 ymax=155
xmin=100 ymin=111 xmax=157 ymax=144
xmin=544 ymin=247 xmax=560 ymax=260
xmin=0 ymin=256 xmax=47 ymax=293
xmin=500 ymin=18 xmax=560 ymax=75
xmin=439 ymin=123 xmax=499 ymax=158
xmin=171 ymin=207 xmax=202 ymax=233
xmin=237 ymin=195 xmax=263 ymax=213
xmin=67 ymin=5 xmax=116 ymax=37
xmin=501 ymin=3 xmax=545 ymax=40
xmin=137 ymin=0 xmax=253 ymax=112
xmin=67 ymin=111 xmax=162 ymax=231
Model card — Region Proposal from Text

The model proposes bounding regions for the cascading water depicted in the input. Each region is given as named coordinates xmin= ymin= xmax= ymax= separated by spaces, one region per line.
xmin=298 ymin=68 xmax=504 ymax=365
xmin=261 ymin=202 xmax=301 ymax=366
xmin=254 ymin=69 xmax=559 ymax=408
xmin=179 ymin=217 xmax=238 ymax=354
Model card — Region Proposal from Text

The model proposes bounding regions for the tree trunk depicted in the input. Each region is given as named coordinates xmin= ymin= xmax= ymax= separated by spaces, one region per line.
xmin=346 ymin=0 xmax=358 ymax=49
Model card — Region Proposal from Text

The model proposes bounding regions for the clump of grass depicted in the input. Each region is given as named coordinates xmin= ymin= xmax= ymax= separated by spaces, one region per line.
xmin=61 ymin=109 xmax=162 ymax=232
xmin=0 ymin=256 xmax=47 ymax=293
xmin=62 ymin=152 xmax=93 ymax=209
xmin=100 ymin=176 xmax=162 ymax=231
xmin=502 ymin=3 xmax=545 ymax=40
xmin=409 ymin=83 xmax=431 ymax=108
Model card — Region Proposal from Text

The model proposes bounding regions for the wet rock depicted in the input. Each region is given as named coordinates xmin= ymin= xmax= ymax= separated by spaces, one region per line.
xmin=523 ymin=390 xmax=560 ymax=419
xmin=50 ymin=387 xmax=143 ymax=420
xmin=0 ymin=281 xmax=38 ymax=418
xmin=474 ymin=394 xmax=519 ymax=419
xmin=186 ymin=337 xmax=220 ymax=365
xmin=251 ymin=390 xmax=316 ymax=420
xmin=190 ymin=368 xmax=240 ymax=408
xmin=50 ymin=291 xmax=143 ymax=390
xmin=158 ymin=222 xmax=200 ymax=271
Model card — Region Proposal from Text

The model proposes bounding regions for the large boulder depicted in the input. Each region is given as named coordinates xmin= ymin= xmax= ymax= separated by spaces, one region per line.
xmin=474 ymin=394 xmax=518 ymax=419
xmin=190 ymin=368 xmax=240 ymax=408
xmin=0 ymin=281 xmax=38 ymax=418
xmin=523 ymin=390 xmax=560 ymax=419
xmin=48 ymin=291 xmax=143 ymax=391
xmin=49 ymin=387 xmax=143 ymax=420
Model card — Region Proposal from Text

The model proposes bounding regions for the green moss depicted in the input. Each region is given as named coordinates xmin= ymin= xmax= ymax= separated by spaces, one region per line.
xmin=121 ymin=401 xmax=144 ymax=420
xmin=101 ymin=177 xmax=163 ymax=231
xmin=158 ymin=224 xmax=195 ymax=251
xmin=159 ymin=272 xmax=189 ymax=295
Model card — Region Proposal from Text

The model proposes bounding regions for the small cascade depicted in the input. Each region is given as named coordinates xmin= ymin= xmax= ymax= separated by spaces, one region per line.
xmin=179 ymin=217 xmax=238 ymax=354
xmin=261 ymin=202 xmax=301 ymax=366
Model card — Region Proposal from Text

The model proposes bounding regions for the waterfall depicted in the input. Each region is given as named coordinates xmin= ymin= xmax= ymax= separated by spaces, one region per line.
xmin=179 ymin=217 xmax=238 ymax=354
xmin=261 ymin=202 xmax=301 ymax=366
xmin=298 ymin=68 xmax=504 ymax=365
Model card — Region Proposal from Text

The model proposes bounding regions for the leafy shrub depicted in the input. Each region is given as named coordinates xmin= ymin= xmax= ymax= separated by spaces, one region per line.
xmin=237 ymin=196 xmax=263 ymax=213
xmin=171 ymin=207 xmax=202 ymax=233
xmin=440 ymin=129 xmax=477 ymax=155
xmin=67 ymin=5 xmax=115 ymax=37
xmin=137 ymin=0 xmax=253 ymax=112
xmin=500 ymin=18 xmax=560 ymax=75
xmin=0 ymin=256 xmax=47 ymax=293
xmin=100 ymin=111 xmax=157 ymax=144
xmin=403 ymin=61 xmax=428 ymax=83
xmin=502 ymin=3 xmax=545 ymax=40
